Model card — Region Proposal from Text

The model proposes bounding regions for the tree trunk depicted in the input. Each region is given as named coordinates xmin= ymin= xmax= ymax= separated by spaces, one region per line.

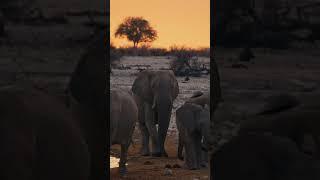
xmin=133 ymin=42 xmax=138 ymax=56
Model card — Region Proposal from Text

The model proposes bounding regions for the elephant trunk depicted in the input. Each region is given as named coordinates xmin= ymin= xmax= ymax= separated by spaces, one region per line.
xmin=155 ymin=94 xmax=172 ymax=155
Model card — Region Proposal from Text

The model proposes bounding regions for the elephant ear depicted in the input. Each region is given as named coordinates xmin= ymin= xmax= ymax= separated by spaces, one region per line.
xmin=132 ymin=71 xmax=153 ymax=103
xmin=169 ymin=70 xmax=179 ymax=99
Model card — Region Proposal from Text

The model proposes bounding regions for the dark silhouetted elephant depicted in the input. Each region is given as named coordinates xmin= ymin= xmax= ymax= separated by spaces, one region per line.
xmin=212 ymin=134 xmax=320 ymax=180
xmin=132 ymin=70 xmax=179 ymax=157
xmin=66 ymin=31 xmax=107 ymax=180
xmin=0 ymin=83 xmax=90 ymax=180
xmin=239 ymin=93 xmax=320 ymax=158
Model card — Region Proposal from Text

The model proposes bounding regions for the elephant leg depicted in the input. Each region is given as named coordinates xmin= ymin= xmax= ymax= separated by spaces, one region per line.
xmin=184 ymin=133 xmax=199 ymax=170
xmin=200 ymin=137 xmax=209 ymax=167
xmin=194 ymin=134 xmax=202 ymax=169
xmin=201 ymin=150 xmax=208 ymax=168
xmin=177 ymin=132 xmax=184 ymax=160
xmin=139 ymin=122 xmax=150 ymax=156
xmin=138 ymin=104 xmax=150 ymax=156
xmin=119 ymin=143 xmax=129 ymax=176
xmin=158 ymin=109 xmax=172 ymax=157
xmin=144 ymin=103 xmax=160 ymax=156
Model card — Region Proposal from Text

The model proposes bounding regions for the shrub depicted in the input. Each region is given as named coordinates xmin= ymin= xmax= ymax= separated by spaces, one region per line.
xmin=110 ymin=43 xmax=122 ymax=66
xmin=169 ymin=46 xmax=201 ymax=76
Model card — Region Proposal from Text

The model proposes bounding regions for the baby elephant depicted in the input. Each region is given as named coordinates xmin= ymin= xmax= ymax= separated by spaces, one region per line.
xmin=110 ymin=89 xmax=138 ymax=176
xmin=176 ymin=103 xmax=210 ymax=169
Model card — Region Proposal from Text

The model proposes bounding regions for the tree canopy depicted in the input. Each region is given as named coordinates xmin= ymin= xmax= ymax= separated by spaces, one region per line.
xmin=115 ymin=17 xmax=158 ymax=48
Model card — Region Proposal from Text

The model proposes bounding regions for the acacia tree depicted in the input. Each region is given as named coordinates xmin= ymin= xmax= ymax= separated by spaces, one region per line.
xmin=115 ymin=17 xmax=158 ymax=48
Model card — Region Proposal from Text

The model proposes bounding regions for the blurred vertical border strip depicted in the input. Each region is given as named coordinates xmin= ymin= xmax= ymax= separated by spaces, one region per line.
xmin=105 ymin=0 xmax=111 ymax=179
xmin=210 ymin=0 xmax=222 ymax=178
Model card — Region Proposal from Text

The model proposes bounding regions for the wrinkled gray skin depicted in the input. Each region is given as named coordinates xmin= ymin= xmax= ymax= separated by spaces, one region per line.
xmin=176 ymin=103 xmax=210 ymax=169
xmin=212 ymin=134 xmax=320 ymax=180
xmin=110 ymin=89 xmax=138 ymax=176
xmin=132 ymin=70 xmax=179 ymax=157
xmin=0 ymin=83 xmax=90 ymax=180
xmin=186 ymin=91 xmax=210 ymax=108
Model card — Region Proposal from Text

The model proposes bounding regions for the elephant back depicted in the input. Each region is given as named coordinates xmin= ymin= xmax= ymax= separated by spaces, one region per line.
xmin=132 ymin=70 xmax=179 ymax=103
xmin=186 ymin=91 xmax=210 ymax=108
xmin=131 ymin=70 xmax=154 ymax=103
xmin=67 ymin=31 xmax=106 ymax=112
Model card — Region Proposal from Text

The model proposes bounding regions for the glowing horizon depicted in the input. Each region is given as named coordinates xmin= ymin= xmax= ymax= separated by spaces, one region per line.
xmin=110 ymin=0 xmax=210 ymax=49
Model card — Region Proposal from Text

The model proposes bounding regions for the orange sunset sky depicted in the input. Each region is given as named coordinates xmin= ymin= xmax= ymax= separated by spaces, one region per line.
xmin=110 ymin=0 xmax=210 ymax=49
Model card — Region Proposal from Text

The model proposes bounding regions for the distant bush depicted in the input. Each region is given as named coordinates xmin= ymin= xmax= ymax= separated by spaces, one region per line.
xmin=117 ymin=45 xmax=168 ymax=56
xmin=115 ymin=45 xmax=209 ymax=57
xmin=195 ymin=47 xmax=210 ymax=57
xmin=110 ymin=43 xmax=122 ymax=66
xmin=169 ymin=46 xmax=198 ymax=76
xmin=149 ymin=47 xmax=168 ymax=56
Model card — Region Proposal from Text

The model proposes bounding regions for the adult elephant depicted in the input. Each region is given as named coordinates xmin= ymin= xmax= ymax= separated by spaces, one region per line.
xmin=132 ymin=70 xmax=179 ymax=157
xmin=0 ymin=83 xmax=90 ymax=180
xmin=110 ymin=89 xmax=138 ymax=176
xmin=66 ymin=31 xmax=107 ymax=180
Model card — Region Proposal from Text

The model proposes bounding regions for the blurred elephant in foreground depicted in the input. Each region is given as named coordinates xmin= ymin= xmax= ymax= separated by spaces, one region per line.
xmin=239 ymin=93 xmax=320 ymax=157
xmin=212 ymin=134 xmax=320 ymax=180
xmin=132 ymin=70 xmax=179 ymax=157
xmin=66 ymin=31 xmax=107 ymax=180
xmin=0 ymin=83 xmax=90 ymax=180
xmin=110 ymin=89 xmax=138 ymax=176
xmin=176 ymin=103 xmax=210 ymax=169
